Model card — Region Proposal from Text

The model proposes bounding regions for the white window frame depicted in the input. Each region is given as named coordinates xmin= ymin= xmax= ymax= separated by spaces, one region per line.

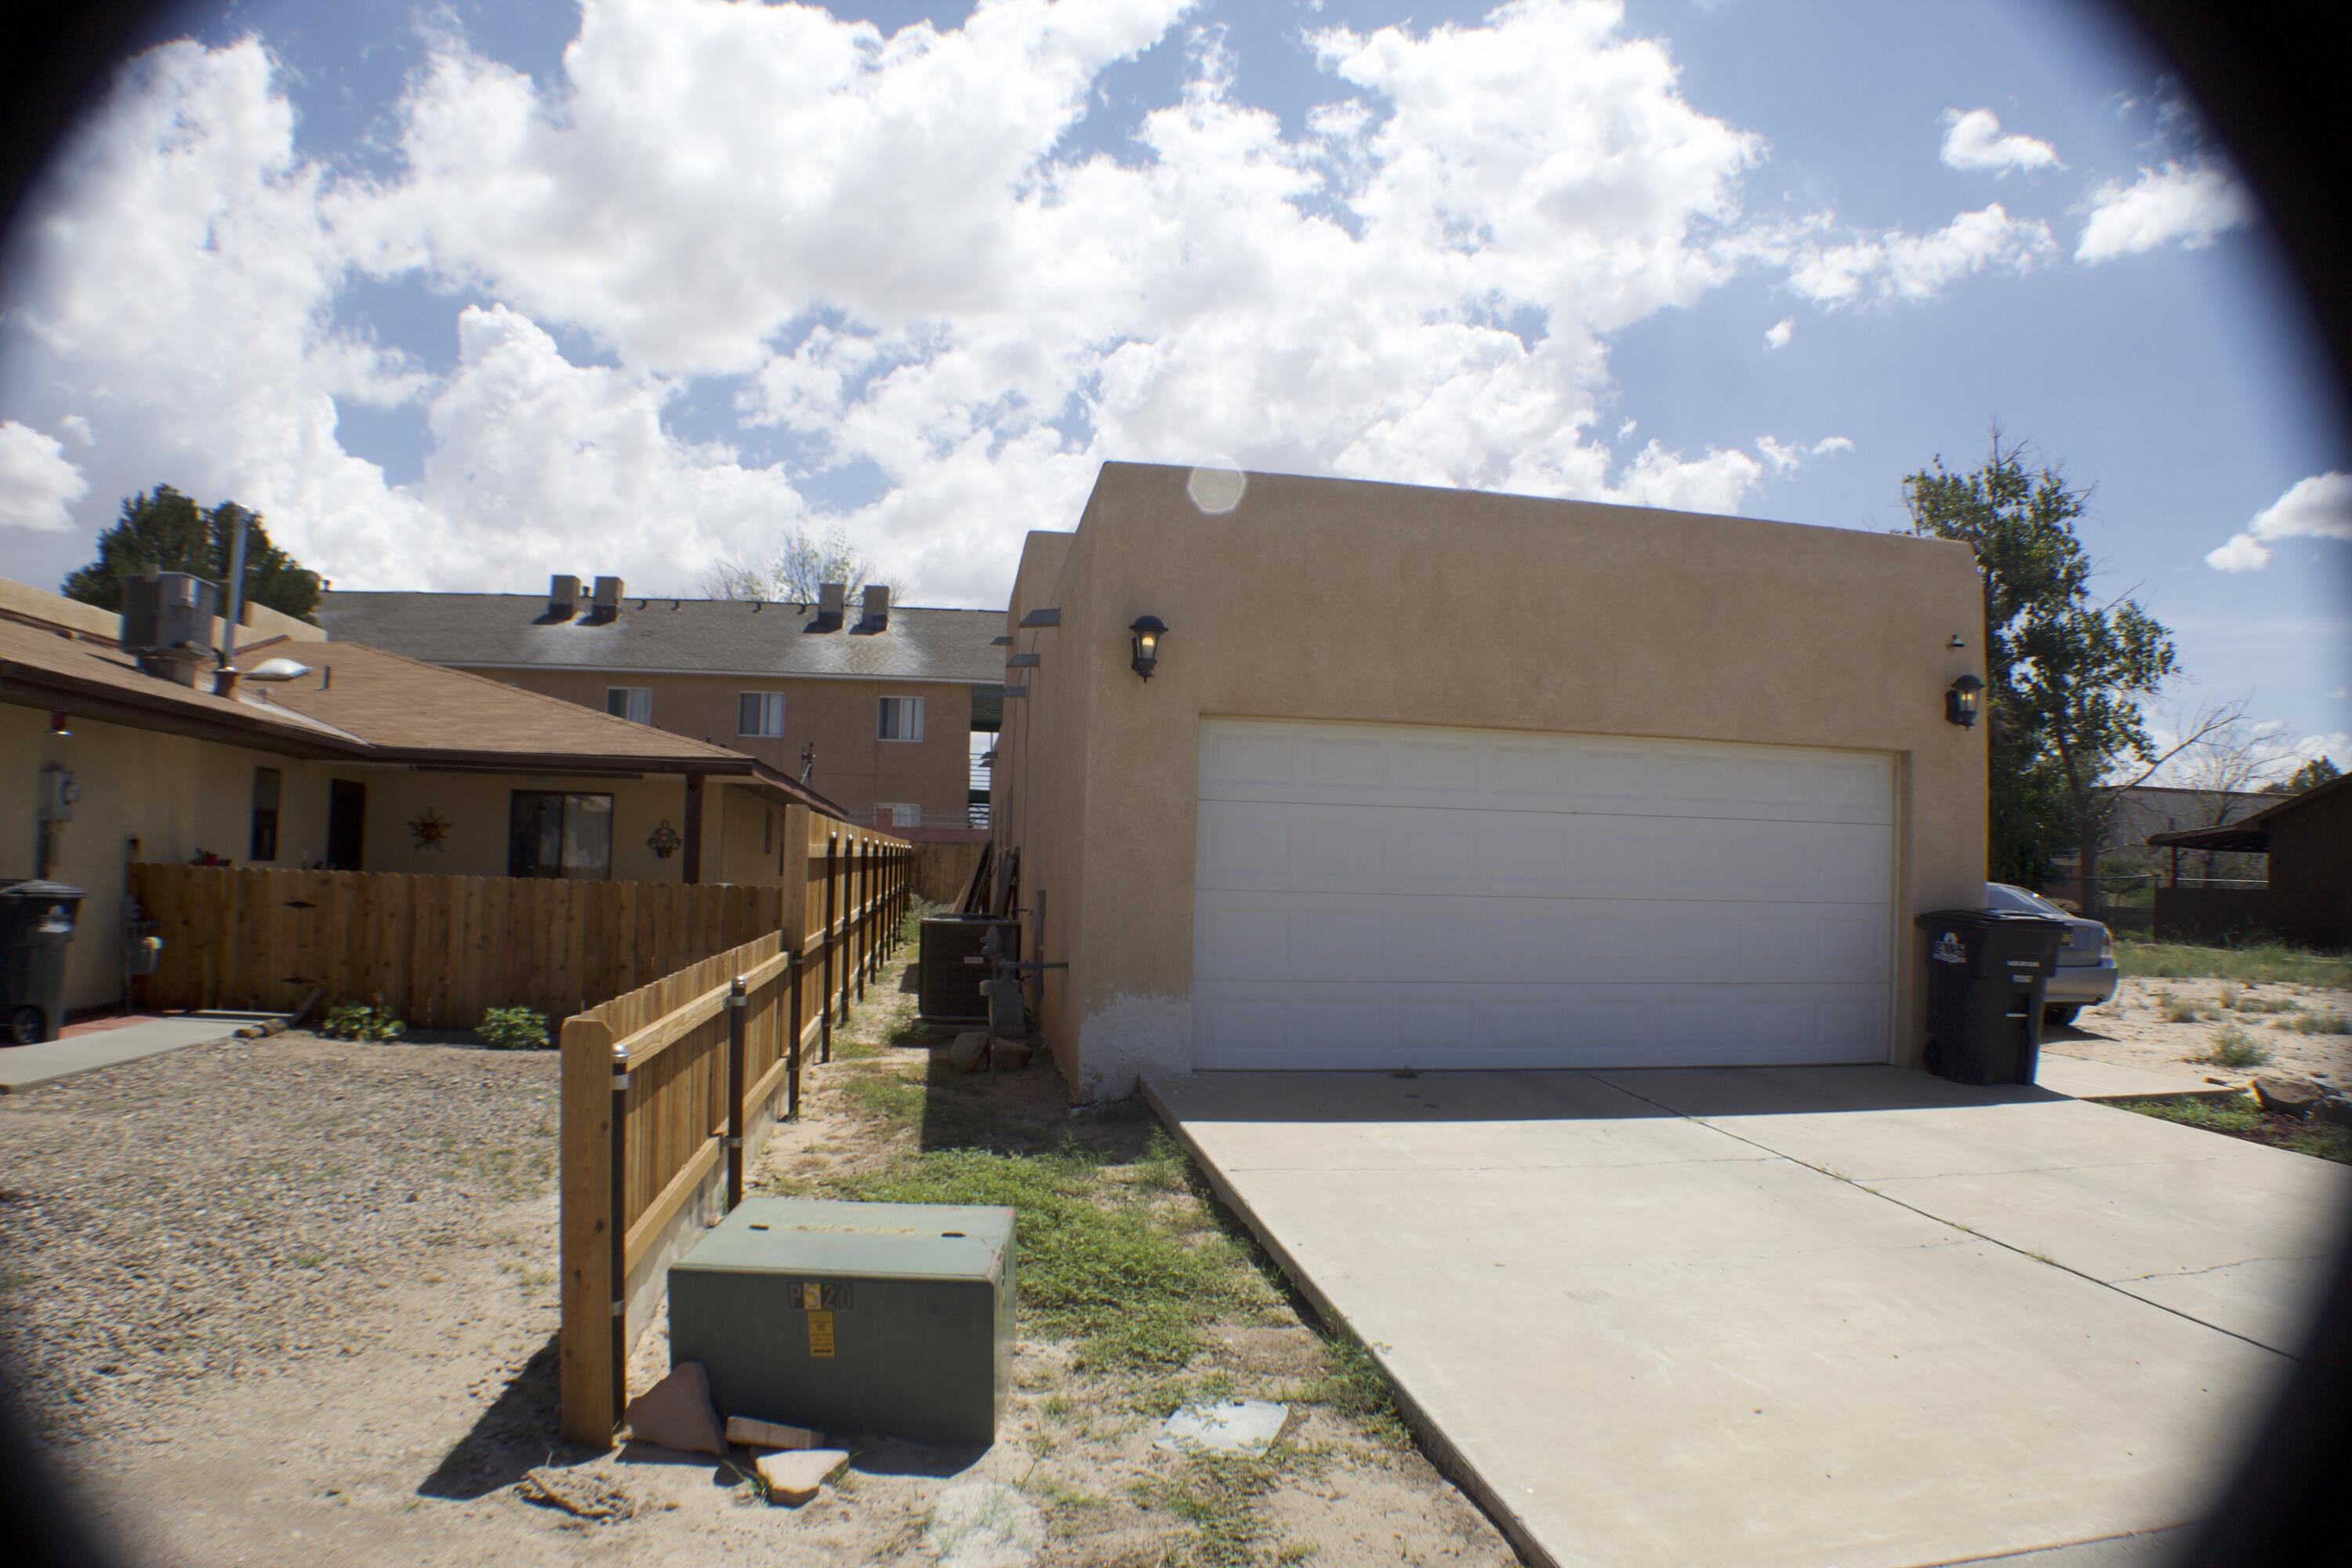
xmin=877 ymin=802 xmax=922 ymax=829
xmin=604 ymin=686 xmax=652 ymax=724
xmin=738 ymin=690 xmax=786 ymax=738
xmin=877 ymin=695 xmax=926 ymax=743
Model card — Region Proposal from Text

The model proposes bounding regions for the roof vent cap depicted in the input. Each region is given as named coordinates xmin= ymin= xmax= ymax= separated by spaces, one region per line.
xmin=549 ymin=574 xmax=582 ymax=618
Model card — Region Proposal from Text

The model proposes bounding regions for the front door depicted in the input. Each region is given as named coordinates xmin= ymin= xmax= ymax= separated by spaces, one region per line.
xmin=325 ymin=779 xmax=367 ymax=870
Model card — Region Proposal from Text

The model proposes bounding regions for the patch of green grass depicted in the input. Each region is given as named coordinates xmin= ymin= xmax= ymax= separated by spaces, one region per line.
xmin=1134 ymin=1128 xmax=1194 ymax=1193
xmin=829 ymin=1037 xmax=887 ymax=1061
xmin=2195 ymin=1023 xmax=2272 ymax=1069
xmin=2116 ymin=937 xmax=2352 ymax=989
xmin=826 ymin=1143 xmax=1273 ymax=1370
xmin=2233 ymin=994 xmax=2303 ymax=1015
xmin=1279 ymin=1331 xmax=1407 ymax=1445
xmin=840 ymin=1072 xmax=927 ymax=1127
xmin=1134 ymin=1450 xmax=1287 ymax=1568
xmin=2118 ymin=1098 xmax=2352 ymax=1165
xmin=2283 ymin=1011 xmax=2351 ymax=1035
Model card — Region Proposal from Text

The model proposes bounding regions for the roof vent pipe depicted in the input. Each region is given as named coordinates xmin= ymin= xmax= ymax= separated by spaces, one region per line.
xmin=550 ymin=574 xmax=582 ymax=618
xmin=861 ymin=583 xmax=890 ymax=630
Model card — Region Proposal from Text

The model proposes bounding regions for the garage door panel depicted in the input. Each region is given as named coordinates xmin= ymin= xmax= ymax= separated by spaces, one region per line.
xmin=1200 ymin=720 xmax=1893 ymax=826
xmin=1194 ymin=889 xmax=1888 ymax=985
xmin=1193 ymin=980 xmax=1892 ymax=1069
xmin=1195 ymin=720 xmax=1893 ymax=1070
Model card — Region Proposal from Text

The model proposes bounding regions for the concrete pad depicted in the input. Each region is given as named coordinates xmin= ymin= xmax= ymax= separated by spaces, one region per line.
xmin=1149 ymin=1069 xmax=2312 ymax=1568
xmin=2034 ymin=1053 xmax=2241 ymax=1103
xmin=0 ymin=1017 xmax=242 ymax=1093
xmin=1599 ymin=1066 xmax=2352 ymax=1352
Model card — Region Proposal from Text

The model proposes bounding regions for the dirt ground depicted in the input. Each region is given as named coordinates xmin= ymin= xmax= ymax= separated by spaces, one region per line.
xmin=2041 ymin=974 xmax=2352 ymax=1087
xmin=2 ymin=946 xmax=1516 ymax=1567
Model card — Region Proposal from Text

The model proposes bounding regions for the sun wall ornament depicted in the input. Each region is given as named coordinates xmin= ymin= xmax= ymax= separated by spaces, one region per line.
xmin=408 ymin=807 xmax=453 ymax=851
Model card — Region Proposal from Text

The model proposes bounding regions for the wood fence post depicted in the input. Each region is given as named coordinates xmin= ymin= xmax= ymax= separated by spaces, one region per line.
xmin=821 ymin=834 xmax=838 ymax=1062
xmin=559 ymin=1015 xmax=619 ymax=1447
xmin=725 ymin=975 xmax=748 ymax=1210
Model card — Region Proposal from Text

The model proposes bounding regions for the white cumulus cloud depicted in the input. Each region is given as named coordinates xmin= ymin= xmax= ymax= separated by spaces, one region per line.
xmin=0 ymin=420 xmax=89 ymax=532
xmin=2205 ymin=470 xmax=2352 ymax=572
xmin=1939 ymin=108 xmax=2062 ymax=176
xmin=1763 ymin=316 xmax=1793 ymax=349
xmin=2075 ymin=161 xmax=2253 ymax=263
xmin=1780 ymin=203 xmax=2059 ymax=307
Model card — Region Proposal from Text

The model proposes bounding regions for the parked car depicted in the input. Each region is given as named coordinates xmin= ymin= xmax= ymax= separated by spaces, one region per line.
xmin=1987 ymin=882 xmax=2117 ymax=1027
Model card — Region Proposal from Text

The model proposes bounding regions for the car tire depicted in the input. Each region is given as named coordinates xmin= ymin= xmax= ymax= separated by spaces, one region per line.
xmin=2043 ymin=1004 xmax=2081 ymax=1029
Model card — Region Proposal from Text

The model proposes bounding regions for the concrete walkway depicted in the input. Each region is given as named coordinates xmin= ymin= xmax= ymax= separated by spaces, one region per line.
xmin=1144 ymin=1065 xmax=2351 ymax=1568
xmin=0 ymin=1014 xmax=252 ymax=1094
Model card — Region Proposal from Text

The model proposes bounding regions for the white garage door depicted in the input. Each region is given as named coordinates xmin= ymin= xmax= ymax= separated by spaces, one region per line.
xmin=1192 ymin=718 xmax=1895 ymax=1070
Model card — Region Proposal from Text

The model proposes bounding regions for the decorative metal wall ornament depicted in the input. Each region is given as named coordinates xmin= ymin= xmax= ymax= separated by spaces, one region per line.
xmin=647 ymin=818 xmax=683 ymax=859
xmin=408 ymin=807 xmax=453 ymax=851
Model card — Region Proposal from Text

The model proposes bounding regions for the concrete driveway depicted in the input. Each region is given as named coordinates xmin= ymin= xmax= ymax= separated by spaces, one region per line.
xmin=1143 ymin=1067 xmax=2351 ymax=1568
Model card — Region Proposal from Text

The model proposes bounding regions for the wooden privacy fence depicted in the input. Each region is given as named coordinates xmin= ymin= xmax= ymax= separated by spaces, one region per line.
xmin=129 ymin=863 xmax=779 ymax=1029
xmin=559 ymin=809 xmax=914 ymax=1445
xmin=910 ymin=839 xmax=986 ymax=906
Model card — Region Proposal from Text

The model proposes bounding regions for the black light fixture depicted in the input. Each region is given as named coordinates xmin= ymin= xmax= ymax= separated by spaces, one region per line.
xmin=1945 ymin=674 xmax=1984 ymax=728
xmin=1129 ymin=615 xmax=1167 ymax=681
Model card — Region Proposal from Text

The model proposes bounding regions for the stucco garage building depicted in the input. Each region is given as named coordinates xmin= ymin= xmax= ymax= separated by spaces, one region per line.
xmin=989 ymin=463 xmax=1989 ymax=1098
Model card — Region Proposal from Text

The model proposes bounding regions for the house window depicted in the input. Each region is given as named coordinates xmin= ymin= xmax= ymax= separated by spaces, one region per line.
xmin=877 ymin=802 xmax=921 ymax=829
xmin=739 ymin=691 xmax=786 ymax=737
xmin=605 ymin=687 xmax=652 ymax=724
xmin=249 ymin=768 xmax=281 ymax=861
xmin=877 ymin=696 xmax=925 ymax=742
xmin=508 ymin=792 xmax=614 ymax=880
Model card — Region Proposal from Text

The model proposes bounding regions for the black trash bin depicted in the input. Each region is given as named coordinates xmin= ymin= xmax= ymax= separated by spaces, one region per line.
xmin=1915 ymin=908 xmax=2067 ymax=1086
xmin=0 ymin=880 xmax=85 ymax=1045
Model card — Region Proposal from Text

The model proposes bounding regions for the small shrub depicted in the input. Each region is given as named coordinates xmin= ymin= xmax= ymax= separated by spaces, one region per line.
xmin=2196 ymin=1023 xmax=2270 ymax=1069
xmin=2285 ymin=1012 xmax=2351 ymax=1036
xmin=2161 ymin=996 xmax=2202 ymax=1025
xmin=477 ymin=1006 xmax=550 ymax=1050
xmin=2234 ymin=995 xmax=2303 ymax=1015
xmin=320 ymin=1000 xmax=405 ymax=1042
xmin=2216 ymin=984 xmax=2241 ymax=1011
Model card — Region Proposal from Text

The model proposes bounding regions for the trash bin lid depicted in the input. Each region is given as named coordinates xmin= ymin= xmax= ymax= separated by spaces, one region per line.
xmin=0 ymin=880 xmax=85 ymax=900
xmin=1915 ymin=906 xmax=2061 ymax=931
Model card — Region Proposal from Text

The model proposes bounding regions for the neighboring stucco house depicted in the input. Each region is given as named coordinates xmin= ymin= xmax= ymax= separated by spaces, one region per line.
xmin=318 ymin=576 xmax=1002 ymax=833
xmin=989 ymin=463 xmax=1987 ymax=1099
xmin=2 ymin=578 xmax=838 ymax=1013
xmin=2146 ymin=773 xmax=2352 ymax=949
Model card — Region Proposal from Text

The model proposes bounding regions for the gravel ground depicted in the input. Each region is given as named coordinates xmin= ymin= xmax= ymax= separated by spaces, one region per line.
xmin=0 ymin=1030 xmax=557 ymax=1446
xmin=2044 ymin=975 xmax=2352 ymax=1086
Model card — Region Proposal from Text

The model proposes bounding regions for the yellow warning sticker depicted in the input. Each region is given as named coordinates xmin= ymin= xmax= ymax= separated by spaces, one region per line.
xmin=807 ymin=1309 xmax=836 ymax=1359
xmin=801 ymin=1283 xmax=822 ymax=1311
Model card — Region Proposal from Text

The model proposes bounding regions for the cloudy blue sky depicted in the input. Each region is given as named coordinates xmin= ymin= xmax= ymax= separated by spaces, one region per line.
xmin=1 ymin=0 xmax=2345 ymax=769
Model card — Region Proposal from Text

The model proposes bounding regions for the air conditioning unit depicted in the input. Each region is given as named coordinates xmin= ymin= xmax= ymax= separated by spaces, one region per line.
xmin=916 ymin=916 xmax=1018 ymax=1025
xmin=119 ymin=572 xmax=220 ymax=686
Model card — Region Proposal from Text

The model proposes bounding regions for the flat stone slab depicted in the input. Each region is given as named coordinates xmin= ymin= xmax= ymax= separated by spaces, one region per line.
xmin=2034 ymin=1053 xmax=2243 ymax=1102
xmin=0 ymin=1017 xmax=243 ymax=1094
xmin=1147 ymin=1066 xmax=2329 ymax=1568
xmin=1156 ymin=1399 xmax=1292 ymax=1455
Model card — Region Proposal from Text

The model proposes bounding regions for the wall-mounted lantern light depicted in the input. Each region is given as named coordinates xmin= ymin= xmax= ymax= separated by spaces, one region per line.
xmin=647 ymin=818 xmax=683 ymax=858
xmin=1945 ymin=674 xmax=1984 ymax=729
xmin=1129 ymin=615 xmax=1167 ymax=681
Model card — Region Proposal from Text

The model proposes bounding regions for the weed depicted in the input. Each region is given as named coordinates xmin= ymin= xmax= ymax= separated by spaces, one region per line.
xmin=477 ymin=1006 xmax=550 ymax=1050
xmin=1276 ymin=1544 xmax=1323 ymax=1564
xmin=1134 ymin=1128 xmax=1193 ymax=1193
xmin=2161 ymin=996 xmax=2203 ymax=1025
xmin=841 ymin=1073 xmax=927 ymax=1128
xmin=2216 ymin=984 xmax=2241 ymax=1011
xmin=2116 ymin=937 xmax=2352 ymax=989
xmin=2233 ymin=994 xmax=2303 ymax=1015
xmin=1137 ymin=1449 xmax=1288 ymax=1567
xmin=2285 ymin=1012 xmax=2351 ymax=1035
xmin=2195 ymin=1024 xmax=2272 ymax=1069
xmin=830 ymin=1038 xmax=887 ymax=1061
xmin=2119 ymin=1098 xmax=2352 ymax=1165
xmin=292 ymin=1248 xmax=327 ymax=1269
xmin=1042 ymin=1393 xmax=1075 ymax=1423
xmin=320 ymin=1000 xmax=405 ymax=1042
xmin=1281 ymin=1331 xmax=1407 ymax=1445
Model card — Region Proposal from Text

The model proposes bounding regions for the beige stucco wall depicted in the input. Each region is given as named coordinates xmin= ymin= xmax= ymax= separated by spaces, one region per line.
xmin=462 ymin=667 xmax=972 ymax=826
xmin=2 ymin=705 xmax=328 ymax=1011
xmin=996 ymin=463 xmax=1988 ymax=1099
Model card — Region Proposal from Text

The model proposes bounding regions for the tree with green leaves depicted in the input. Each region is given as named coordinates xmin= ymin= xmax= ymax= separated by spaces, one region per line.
xmin=1904 ymin=434 xmax=2188 ymax=911
xmin=62 ymin=485 xmax=321 ymax=622
xmin=2263 ymin=756 xmax=2343 ymax=795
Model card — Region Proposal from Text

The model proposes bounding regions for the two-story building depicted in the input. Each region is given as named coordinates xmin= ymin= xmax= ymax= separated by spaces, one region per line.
xmin=318 ymin=576 xmax=1001 ymax=834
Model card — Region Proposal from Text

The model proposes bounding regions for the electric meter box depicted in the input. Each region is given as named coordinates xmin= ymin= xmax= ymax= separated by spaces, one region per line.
xmin=667 ymin=1196 xmax=1014 ymax=1447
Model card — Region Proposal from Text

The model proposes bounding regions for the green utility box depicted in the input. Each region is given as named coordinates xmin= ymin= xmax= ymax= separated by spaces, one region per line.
xmin=668 ymin=1196 xmax=1015 ymax=1447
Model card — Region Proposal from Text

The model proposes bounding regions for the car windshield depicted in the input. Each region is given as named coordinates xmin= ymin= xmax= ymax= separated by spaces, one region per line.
xmin=1987 ymin=884 xmax=2065 ymax=916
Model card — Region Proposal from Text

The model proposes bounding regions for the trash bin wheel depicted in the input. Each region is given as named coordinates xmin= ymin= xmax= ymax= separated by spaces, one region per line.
xmin=1924 ymin=1037 xmax=1944 ymax=1077
xmin=6 ymin=1005 xmax=45 ymax=1046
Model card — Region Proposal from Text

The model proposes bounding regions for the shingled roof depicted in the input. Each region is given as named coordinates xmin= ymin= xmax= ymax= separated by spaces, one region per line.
xmin=318 ymin=591 xmax=1004 ymax=684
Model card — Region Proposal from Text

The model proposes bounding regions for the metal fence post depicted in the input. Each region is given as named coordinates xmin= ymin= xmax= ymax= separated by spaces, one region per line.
xmin=724 ymin=975 xmax=748 ymax=1210
xmin=837 ymin=839 xmax=852 ymax=1034
xmin=821 ymin=834 xmax=837 ymax=1062
xmin=856 ymin=840 xmax=870 ymax=1004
